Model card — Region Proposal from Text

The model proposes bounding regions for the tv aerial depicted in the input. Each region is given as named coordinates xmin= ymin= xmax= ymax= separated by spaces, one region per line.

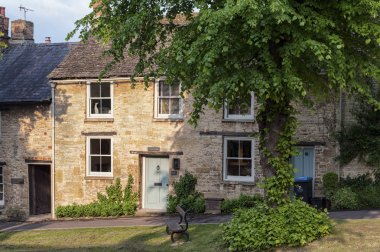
xmin=19 ymin=5 xmax=34 ymax=20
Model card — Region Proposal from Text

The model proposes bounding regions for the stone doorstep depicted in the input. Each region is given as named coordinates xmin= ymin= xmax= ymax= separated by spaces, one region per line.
xmin=135 ymin=209 xmax=167 ymax=217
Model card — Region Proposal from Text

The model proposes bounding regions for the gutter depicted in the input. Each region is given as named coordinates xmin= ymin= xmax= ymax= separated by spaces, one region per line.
xmin=50 ymin=82 xmax=56 ymax=219
xmin=51 ymin=77 xmax=155 ymax=85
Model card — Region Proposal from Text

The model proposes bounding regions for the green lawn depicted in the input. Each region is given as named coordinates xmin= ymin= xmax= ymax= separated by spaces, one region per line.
xmin=0 ymin=219 xmax=379 ymax=251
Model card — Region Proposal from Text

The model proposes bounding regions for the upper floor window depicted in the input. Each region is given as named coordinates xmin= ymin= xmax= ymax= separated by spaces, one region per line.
xmin=155 ymin=79 xmax=183 ymax=119
xmin=224 ymin=94 xmax=254 ymax=120
xmin=87 ymin=82 xmax=113 ymax=118
xmin=223 ymin=137 xmax=255 ymax=182
xmin=86 ymin=137 xmax=113 ymax=177
xmin=0 ymin=166 xmax=4 ymax=205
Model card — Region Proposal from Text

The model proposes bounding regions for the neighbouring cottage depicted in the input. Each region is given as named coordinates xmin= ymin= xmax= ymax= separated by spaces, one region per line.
xmin=0 ymin=7 xmax=73 ymax=219
xmin=0 ymin=6 xmax=373 ymax=219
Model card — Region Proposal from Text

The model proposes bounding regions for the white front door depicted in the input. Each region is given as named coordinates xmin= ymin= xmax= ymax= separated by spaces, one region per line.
xmin=143 ymin=157 xmax=169 ymax=210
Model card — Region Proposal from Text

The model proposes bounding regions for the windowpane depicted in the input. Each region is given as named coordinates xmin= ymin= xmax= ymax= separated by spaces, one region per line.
xmin=159 ymin=81 xmax=170 ymax=96
xmin=171 ymin=83 xmax=180 ymax=96
xmin=0 ymin=184 xmax=3 ymax=192
xmin=0 ymin=193 xmax=3 ymax=201
xmin=91 ymin=99 xmax=101 ymax=114
xmin=241 ymin=141 xmax=252 ymax=158
xmin=227 ymin=140 xmax=239 ymax=157
xmin=227 ymin=159 xmax=240 ymax=176
xmin=101 ymin=139 xmax=111 ymax=155
xmin=100 ymin=83 xmax=111 ymax=97
xmin=0 ymin=167 xmax=2 ymax=173
xmin=101 ymin=99 xmax=112 ymax=114
xmin=90 ymin=83 xmax=101 ymax=97
xmin=170 ymin=98 xmax=180 ymax=114
xmin=91 ymin=156 xmax=101 ymax=172
xmin=0 ymin=175 xmax=2 ymax=183
xmin=159 ymin=98 xmax=170 ymax=114
xmin=240 ymin=160 xmax=252 ymax=176
xmin=90 ymin=139 xmax=100 ymax=155
xmin=101 ymin=156 xmax=112 ymax=172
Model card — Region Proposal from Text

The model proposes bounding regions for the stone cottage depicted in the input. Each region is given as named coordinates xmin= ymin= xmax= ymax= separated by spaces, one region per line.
xmin=48 ymin=38 xmax=371 ymax=217
xmin=0 ymin=7 xmax=73 ymax=219
xmin=0 ymin=6 xmax=372 ymax=219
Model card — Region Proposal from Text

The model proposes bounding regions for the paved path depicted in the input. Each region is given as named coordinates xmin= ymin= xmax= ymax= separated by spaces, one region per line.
xmin=1 ymin=210 xmax=379 ymax=232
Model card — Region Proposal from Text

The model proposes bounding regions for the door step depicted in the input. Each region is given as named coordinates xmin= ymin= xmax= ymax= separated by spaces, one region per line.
xmin=136 ymin=209 xmax=167 ymax=217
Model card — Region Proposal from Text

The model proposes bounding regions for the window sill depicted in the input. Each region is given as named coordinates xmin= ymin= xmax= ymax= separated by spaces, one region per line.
xmin=222 ymin=180 xmax=256 ymax=186
xmin=222 ymin=119 xmax=255 ymax=123
xmin=85 ymin=176 xmax=114 ymax=180
xmin=153 ymin=118 xmax=184 ymax=122
xmin=85 ymin=118 xmax=114 ymax=123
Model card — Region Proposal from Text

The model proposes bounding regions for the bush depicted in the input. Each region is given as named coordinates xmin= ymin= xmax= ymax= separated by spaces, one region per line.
xmin=221 ymin=194 xmax=263 ymax=214
xmin=331 ymin=187 xmax=360 ymax=210
xmin=357 ymin=184 xmax=380 ymax=208
xmin=56 ymin=175 xmax=138 ymax=218
xmin=323 ymin=172 xmax=339 ymax=198
xmin=223 ymin=200 xmax=332 ymax=251
xmin=339 ymin=173 xmax=373 ymax=190
xmin=167 ymin=172 xmax=205 ymax=214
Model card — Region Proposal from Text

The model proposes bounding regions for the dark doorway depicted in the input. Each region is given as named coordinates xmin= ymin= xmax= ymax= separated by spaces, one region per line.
xmin=28 ymin=165 xmax=51 ymax=215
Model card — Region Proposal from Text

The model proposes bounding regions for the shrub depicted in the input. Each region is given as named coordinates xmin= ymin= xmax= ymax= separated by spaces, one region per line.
xmin=339 ymin=173 xmax=373 ymax=190
xmin=222 ymin=200 xmax=332 ymax=251
xmin=357 ymin=184 xmax=380 ymax=208
xmin=221 ymin=194 xmax=263 ymax=214
xmin=167 ymin=172 xmax=205 ymax=214
xmin=331 ymin=187 xmax=359 ymax=210
xmin=322 ymin=172 xmax=339 ymax=198
xmin=56 ymin=175 xmax=138 ymax=218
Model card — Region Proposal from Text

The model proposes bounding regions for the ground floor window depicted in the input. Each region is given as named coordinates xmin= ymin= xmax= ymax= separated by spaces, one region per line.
xmin=86 ymin=137 xmax=113 ymax=177
xmin=0 ymin=166 xmax=4 ymax=205
xmin=223 ymin=137 xmax=255 ymax=182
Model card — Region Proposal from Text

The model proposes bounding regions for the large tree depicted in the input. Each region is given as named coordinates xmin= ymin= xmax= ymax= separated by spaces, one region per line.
xmin=69 ymin=0 xmax=380 ymax=205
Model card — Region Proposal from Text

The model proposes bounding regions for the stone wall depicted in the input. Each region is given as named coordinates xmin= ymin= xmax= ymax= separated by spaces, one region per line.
xmin=0 ymin=105 xmax=51 ymax=218
xmin=53 ymin=81 xmax=262 ymax=209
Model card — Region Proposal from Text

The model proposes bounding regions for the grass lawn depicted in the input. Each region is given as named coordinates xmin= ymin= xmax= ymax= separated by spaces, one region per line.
xmin=0 ymin=219 xmax=379 ymax=251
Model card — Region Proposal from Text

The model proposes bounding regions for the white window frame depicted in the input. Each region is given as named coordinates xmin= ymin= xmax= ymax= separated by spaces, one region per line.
xmin=223 ymin=136 xmax=255 ymax=182
xmin=87 ymin=81 xmax=114 ymax=118
xmin=0 ymin=166 xmax=4 ymax=205
xmin=86 ymin=136 xmax=113 ymax=177
xmin=224 ymin=93 xmax=254 ymax=120
xmin=154 ymin=78 xmax=183 ymax=119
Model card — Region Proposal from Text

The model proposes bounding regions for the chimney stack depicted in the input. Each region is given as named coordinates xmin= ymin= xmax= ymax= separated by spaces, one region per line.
xmin=0 ymin=7 xmax=10 ymax=44
xmin=45 ymin=37 xmax=51 ymax=44
xmin=10 ymin=19 xmax=34 ymax=44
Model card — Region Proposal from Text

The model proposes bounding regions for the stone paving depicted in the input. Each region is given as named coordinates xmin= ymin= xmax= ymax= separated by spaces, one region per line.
xmin=0 ymin=210 xmax=379 ymax=232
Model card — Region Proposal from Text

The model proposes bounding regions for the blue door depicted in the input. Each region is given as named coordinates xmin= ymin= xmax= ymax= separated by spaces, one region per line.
xmin=144 ymin=157 xmax=169 ymax=210
xmin=291 ymin=147 xmax=314 ymax=178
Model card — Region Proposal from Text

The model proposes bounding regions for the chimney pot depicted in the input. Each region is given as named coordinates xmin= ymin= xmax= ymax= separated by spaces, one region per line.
xmin=45 ymin=37 xmax=51 ymax=44
xmin=0 ymin=6 xmax=9 ymax=44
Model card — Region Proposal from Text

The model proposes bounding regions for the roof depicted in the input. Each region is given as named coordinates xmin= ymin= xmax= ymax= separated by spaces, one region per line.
xmin=49 ymin=39 xmax=139 ymax=80
xmin=0 ymin=43 xmax=74 ymax=104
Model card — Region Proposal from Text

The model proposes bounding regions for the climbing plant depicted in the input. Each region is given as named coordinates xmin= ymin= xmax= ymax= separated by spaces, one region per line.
xmin=69 ymin=0 xmax=380 ymax=205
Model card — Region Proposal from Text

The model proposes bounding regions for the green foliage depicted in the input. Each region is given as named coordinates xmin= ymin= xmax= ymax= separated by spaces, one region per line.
xmin=339 ymin=173 xmax=374 ymax=190
xmin=323 ymin=172 xmax=339 ymax=198
xmin=56 ymin=176 xmax=138 ymax=218
xmin=336 ymin=87 xmax=380 ymax=171
xmin=223 ymin=200 xmax=332 ymax=251
xmin=221 ymin=194 xmax=263 ymax=214
xmin=167 ymin=172 xmax=205 ymax=214
xmin=71 ymin=0 xmax=380 ymax=207
xmin=331 ymin=187 xmax=360 ymax=210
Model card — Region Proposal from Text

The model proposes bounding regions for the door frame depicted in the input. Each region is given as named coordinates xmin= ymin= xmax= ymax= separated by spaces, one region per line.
xmin=142 ymin=156 xmax=169 ymax=210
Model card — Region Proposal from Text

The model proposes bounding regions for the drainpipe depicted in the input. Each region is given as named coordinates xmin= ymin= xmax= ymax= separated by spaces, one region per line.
xmin=50 ymin=82 xmax=56 ymax=219
xmin=337 ymin=88 xmax=343 ymax=181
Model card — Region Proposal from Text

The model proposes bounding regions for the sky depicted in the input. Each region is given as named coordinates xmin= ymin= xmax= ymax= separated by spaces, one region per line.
xmin=1 ymin=0 xmax=91 ymax=43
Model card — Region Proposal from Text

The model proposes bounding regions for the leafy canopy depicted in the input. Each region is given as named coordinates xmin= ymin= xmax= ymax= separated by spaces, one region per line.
xmin=69 ymin=0 xmax=380 ymax=124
